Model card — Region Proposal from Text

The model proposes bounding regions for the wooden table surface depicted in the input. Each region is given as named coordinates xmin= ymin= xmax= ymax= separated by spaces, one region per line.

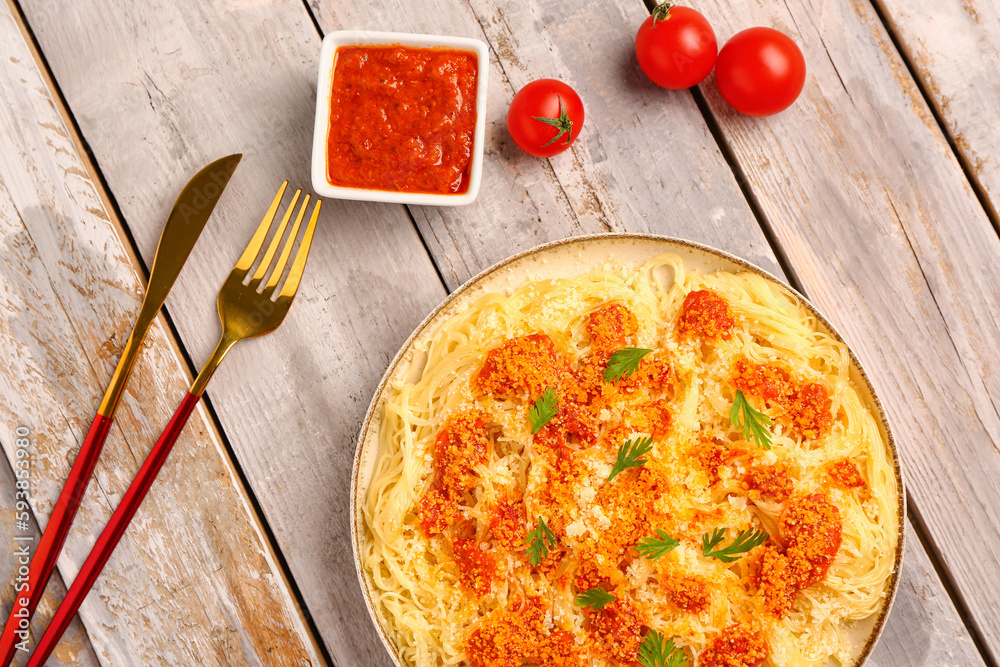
xmin=1 ymin=0 xmax=998 ymax=664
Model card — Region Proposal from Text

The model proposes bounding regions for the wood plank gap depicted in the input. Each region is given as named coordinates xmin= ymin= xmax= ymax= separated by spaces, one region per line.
xmin=403 ymin=205 xmax=452 ymax=294
xmin=6 ymin=0 xmax=151 ymax=282
xmin=300 ymin=0 xmax=325 ymax=38
xmin=905 ymin=491 xmax=999 ymax=667
xmin=4 ymin=0 xmax=155 ymax=411
xmin=687 ymin=85 xmax=803 ymax=291
xmin=864 ymin=0 xmax=1000 ymax=234
xmin=192 ymin=390 xmax=338 ymax=667
xmin=637 ymin=0 xmax=806 ymax=293
xmin=6 ymin=0 xmax=329 ymax=661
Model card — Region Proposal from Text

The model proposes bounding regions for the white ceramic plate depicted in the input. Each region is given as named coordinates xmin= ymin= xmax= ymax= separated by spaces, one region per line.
xmin=351 ymin=233 xmax=905 ymax=667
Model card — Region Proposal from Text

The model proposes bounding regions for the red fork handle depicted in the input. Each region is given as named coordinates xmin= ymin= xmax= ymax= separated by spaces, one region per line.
xmin=25 ymin=393 xmax=200 ymax=667
xmin=0 ymin=414 xmax=114 ymax=665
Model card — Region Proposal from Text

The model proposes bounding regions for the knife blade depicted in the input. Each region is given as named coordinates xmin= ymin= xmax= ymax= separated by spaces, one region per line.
xmin=100 ymin=153 xmax=242 ymax=415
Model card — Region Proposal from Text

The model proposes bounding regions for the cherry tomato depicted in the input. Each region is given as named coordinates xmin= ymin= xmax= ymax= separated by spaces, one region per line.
xmin=635 ymin=2 xmax=717 ymax=90
xmin=506 ymin=79 xmax=585 ymax=158
xmin=715 ymin=27 xmax=806 ymax=117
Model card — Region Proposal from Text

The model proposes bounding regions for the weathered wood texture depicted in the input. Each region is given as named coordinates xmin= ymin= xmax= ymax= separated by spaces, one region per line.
xmin=690 ymin=0 xmax=1000 ymax=661
xmin=10 ymin=0 xmax=993 ymax=664
xmin=306 ymin=0 xmax=982 ymax=665
xmin=309 ymin=0 xmax=781 ymax=289
xmin=874 ymin=0 xmax=1000 ymax=222
xmin=868 ymin=520 xmax=984 ymax=667
xmin=0 ymin=4 xmax=319 ymax=664
xmin=0 ymin=456 xmax=100 ymax=667
xmin=15 ymin=0 xmax=448 ymax=665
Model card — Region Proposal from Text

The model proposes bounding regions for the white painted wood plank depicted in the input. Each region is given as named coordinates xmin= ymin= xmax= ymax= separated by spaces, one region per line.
xmin=0 ymin=455 xmax=100 ymax=667
xmin=872 ymin=0 xmax=1000 ymax=220
xmin=688 ymin=0 xmax=1000 ymax=661
xmin=0 ymin=4 xmax=320 ymax=664
xmin=305 ymin=0 xmax=979 ymax=664
xmin=309 ymin=0 xmax=781 ymax=290
xmin=15 ymin=1 xmax=448 ymax=665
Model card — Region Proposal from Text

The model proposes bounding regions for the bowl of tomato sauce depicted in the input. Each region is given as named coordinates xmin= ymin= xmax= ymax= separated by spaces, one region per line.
xmin=311 ymin=30 xmax=489 ymax=206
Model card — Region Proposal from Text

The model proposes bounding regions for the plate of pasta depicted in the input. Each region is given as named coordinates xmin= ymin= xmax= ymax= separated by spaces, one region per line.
xmin=351 ymin=234 xmax=904 ymax=667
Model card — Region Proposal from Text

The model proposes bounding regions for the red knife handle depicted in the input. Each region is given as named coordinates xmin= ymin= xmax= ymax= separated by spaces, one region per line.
xmin=0 ymin=413 xmax=113 ymax=665
xmin=25 ymin=392 xmax=201 ymax=667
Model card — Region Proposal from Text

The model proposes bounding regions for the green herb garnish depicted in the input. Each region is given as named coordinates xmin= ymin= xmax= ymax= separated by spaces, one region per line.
xmin=575 ymin=586 xmax=616 ymax=610
xmin=533 ymin=96 xmax=574 ymax=147
xmin=729 ymin=390 xmax=774 ymax=449
xmin=604 ymin=347 xmax=654 ymax=383
xmin=701 ymin=527 xmax=769 ymax=563
xmin=525 ymin=516 xmax=558 ymax=567
xmin=608 ymin=436 xmax=654 ymax=481
xmin=639 ymin=630 xmax=688 ymax=667
xmin=529 ymin=386 xmax=559 ymax=434
xmin=636 ymin=529 xmax=680 ymax=560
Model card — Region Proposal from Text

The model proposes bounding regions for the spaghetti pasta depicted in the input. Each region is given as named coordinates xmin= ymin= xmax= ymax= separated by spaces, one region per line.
xmin=361 ymin=253 xmax=899 ymax=667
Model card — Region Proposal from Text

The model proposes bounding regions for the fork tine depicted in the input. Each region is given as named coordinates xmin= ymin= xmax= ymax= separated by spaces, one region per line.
xmin=234 ymin=181 xmax=288 ymax=272
xmin=264 ymin=194 xmax=310 ymax=292
xmin=277 ymin=199 xmax=321 ymax=299
xmin=252 ymin=188 xmax=301 ymax=283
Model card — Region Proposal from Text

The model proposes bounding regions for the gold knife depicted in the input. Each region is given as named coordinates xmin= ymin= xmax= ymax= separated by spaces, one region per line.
xmin=0 ymin=154 xmax=241 ymax=664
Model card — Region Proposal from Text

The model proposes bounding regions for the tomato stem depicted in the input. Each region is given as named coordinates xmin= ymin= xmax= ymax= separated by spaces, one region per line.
xmin=651 ymin=0 xmax=674 ymax=26
xmin=532 ymin=95 xmax=574 ymax=147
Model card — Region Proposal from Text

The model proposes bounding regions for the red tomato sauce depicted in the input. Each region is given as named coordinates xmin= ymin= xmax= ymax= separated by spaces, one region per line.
xmin=326 ymin=45 xmax=478 ymax=194
xmin=678 ymin=289 xmax=734 ymax=340
xmin=452 ymin=537 xmax=499 ymax=597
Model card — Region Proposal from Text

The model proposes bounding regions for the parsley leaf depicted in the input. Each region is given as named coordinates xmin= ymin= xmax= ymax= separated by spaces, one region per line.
xmin=529 ymin=386 xmax=559 ymax=434
xmin=525 ymin=516 xmax=558 ymax=567
xmin=701 ymin=527 xmax=769 ymax=563
xmin=639 ymin=630 xmax=688 ymax=667
xmin=701 ymin=527 xmax=726 ymax=553
xmin=604 ymin=347 xmax=654 ymax=383
xmin=575 ymin=586 xmax=616 ymax=610
xmin=608 ymin=436 xmax=654 ymax=481
xmin=636 ymin=529 xmax=680 ymax=560
xmin=729 ymin=390 xmax=774 ymax=449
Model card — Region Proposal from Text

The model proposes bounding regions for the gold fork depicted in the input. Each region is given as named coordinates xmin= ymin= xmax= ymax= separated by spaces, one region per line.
xmin=25 ymin=182 xmax=321 ymax=667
